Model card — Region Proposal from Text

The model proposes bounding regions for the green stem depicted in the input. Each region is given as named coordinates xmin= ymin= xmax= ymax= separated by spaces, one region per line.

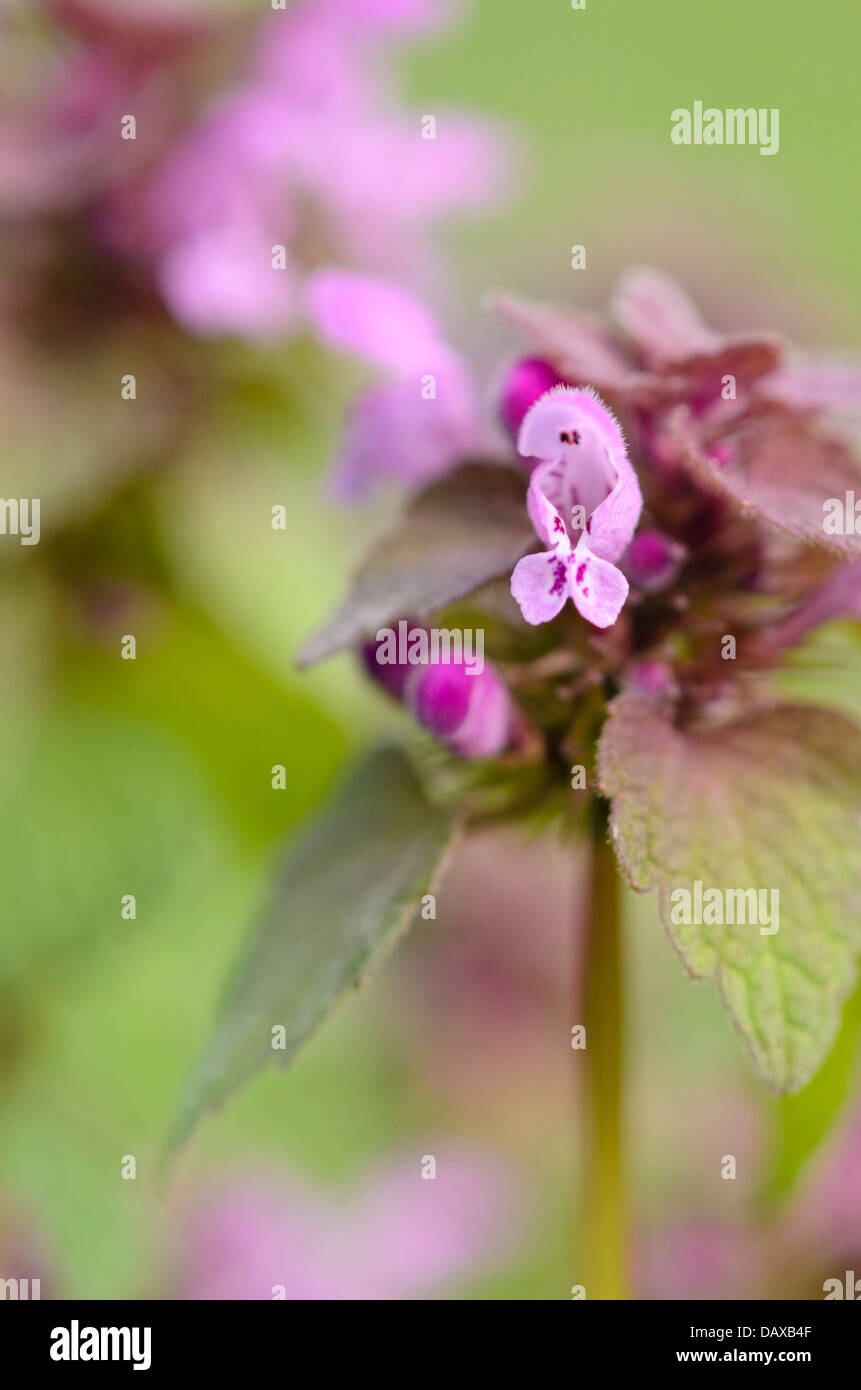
xmin=580 ymin=806 xmax=628 ymax=1299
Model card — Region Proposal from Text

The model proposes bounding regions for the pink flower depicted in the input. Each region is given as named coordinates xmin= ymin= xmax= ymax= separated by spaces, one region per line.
xmin=176 ymin=1149 xmax=519 ymax=1300
xmin=510 ymin=387 xmax=643 ymax=628
xmin=306 ymin=271 xmax=485 ymax=498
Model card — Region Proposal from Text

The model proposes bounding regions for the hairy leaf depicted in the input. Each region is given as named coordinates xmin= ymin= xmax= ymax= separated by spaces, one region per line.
xmin=169 ymin=748 xmax=457 ymax=1151
xmin=297 ymin=463 xmax=532 ymax=666
xmin=680 ymin=410 xmax=861 ymax=556
xmin=598 ymin=694 xmax=861 ymax=1092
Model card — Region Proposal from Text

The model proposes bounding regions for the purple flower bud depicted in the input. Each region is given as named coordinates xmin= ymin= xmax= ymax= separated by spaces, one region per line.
xmin=362 ymin=622 xmax=520 ymax=759
xmin=409 ymin=661 xmax=473 ymax=737
xmin=409 ymin=660 xmax=517 ymax=759
xmin=625 ymin=529 xmax=684 ymax=591
xmin=498 ymin=357 xmax=561 ymax=438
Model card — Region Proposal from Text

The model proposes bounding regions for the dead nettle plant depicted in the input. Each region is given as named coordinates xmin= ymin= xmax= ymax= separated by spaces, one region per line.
xmin=172 ymin=267 xmax=861 ymax=1296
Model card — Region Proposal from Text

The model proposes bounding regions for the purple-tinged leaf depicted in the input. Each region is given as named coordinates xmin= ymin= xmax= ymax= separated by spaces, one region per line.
xmin=610 ymin=265 xmax=781 ymax=386
xmin=674 ymin=407 xmax=861 ymax=556
xmin=598 ymin=693 xmax=861 ymax=1093
xmin=490 ymin=290 xmax=634 ymax=388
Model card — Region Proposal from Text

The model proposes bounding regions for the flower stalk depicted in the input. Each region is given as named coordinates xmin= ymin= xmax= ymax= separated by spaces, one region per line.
xmin=580 ymin=803 xmax=628 ymax=1300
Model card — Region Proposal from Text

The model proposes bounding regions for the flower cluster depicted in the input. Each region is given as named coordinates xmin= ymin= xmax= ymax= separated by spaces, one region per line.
xmin=315 ymin=267 xmax=861 ymax=760
xmin=0 ymin=0 xmax=507 ymax=341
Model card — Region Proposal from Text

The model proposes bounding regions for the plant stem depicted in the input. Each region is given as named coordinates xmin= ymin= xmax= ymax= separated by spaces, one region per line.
xmin=580 ymin=806 xmax=627 ymax=1299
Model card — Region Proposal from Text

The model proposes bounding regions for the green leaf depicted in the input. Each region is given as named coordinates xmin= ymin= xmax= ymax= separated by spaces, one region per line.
xmin=297 ymin=463 xmax=532 ymax=667
xmin=597 ymin=694 xmax=861 ymax=1093
xmin=764 ymin=978 xmax=861 ymax=1202
xmin=169 ymin=747 xmax=457 ymax=1151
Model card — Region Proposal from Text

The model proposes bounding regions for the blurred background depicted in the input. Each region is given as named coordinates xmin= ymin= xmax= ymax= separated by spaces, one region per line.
xmin=1 ymin=0 xmax=860 ymax=1300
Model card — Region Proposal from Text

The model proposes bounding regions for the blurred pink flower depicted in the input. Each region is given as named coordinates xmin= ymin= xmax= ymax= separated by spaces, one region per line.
xmin=0 ymin=0 xmax=509 ymax=341
xmin=0 ymin=5 xmax=203 ymax=218
xmin=637 ymin=1218 xmax=760 ymax=1300
xmin=789 ymin=1105 xmax=861 ymax=1263
xmin=306 ymin=270 xmax=485 ymax=497
xmin=176 ymin=1148 xmax=520 ymax=1300
xmin=132 ymin=1 xmax=508 ymax=338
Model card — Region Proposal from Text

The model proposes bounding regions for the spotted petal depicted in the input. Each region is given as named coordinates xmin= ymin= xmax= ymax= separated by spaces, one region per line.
xmin=568 ymin=540 xmax=630 ymax=629
xmin=510 ymin=550 xmax=570 ymax=626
